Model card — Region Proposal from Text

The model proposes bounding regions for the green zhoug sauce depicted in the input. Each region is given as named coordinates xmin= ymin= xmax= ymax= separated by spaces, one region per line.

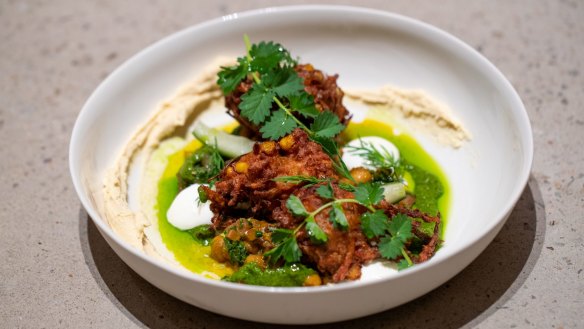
xmin=224 ymin=263 xmax=316 ymax=287
xmin=156 ymin=118 xmax=450 ymax=283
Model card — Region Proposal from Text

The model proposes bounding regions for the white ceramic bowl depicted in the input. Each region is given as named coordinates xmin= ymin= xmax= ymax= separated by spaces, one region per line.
xmin=69 ymin=5 xmax=533 ymax=324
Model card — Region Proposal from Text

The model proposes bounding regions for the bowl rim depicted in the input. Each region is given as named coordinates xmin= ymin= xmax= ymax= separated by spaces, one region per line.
xmin=69 ymin=4 xmax=534 ymax=294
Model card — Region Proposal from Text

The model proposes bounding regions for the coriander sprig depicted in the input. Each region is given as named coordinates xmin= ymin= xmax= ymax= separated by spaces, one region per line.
xmin=218 ymin=35 xmax=344 ymax=140
xmin=265 ymin=181 xmax=415 ymax=270
xmin=372 ymin=213 xmax=414 ymax=269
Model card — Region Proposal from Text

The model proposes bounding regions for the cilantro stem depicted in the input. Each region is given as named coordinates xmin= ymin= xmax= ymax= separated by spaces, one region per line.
xmin=243 ymin=34 xmax=252 ymax=56
xmin=293 ymin=221 xmax=306 ymax=235
xmin=401 ymin=248 xmax=413 ymax=266
xmin=243 ymin=34 xmax=261 ymax=84
xmin=273 ymin=96 xmax=311 ymax=131
xmin=332 ymin=199 xmax=376 ymax=212
xmin=309 ymin=198 xmax=375 ymax=219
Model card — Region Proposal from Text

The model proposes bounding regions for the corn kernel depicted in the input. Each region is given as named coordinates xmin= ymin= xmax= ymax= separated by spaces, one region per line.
xmin=279 ymin=134 xmax=295 ymax=151
xmin=235 ymin=162 xmax=249 ymax=174
xmin=225 ymin=166 xmax=234 ymax=176
xmin=260 ymin=141 xmax=276 ymax=154
xmin=303 ymin=274 xmax=322 ymax=286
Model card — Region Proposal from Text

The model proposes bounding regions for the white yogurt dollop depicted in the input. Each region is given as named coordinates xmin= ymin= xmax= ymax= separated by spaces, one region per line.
xmin=341 ymin=136 xmax=400 ymax=170
xmin=166 ymin=183 xmax=213 ymax=230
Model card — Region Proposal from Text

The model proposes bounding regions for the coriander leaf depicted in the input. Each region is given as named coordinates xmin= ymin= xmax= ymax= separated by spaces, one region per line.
xmin=311 ymin=111 xmax=344 ymax=138
xmin=265 ymin=236 xmax=302 ymax=264
xmin=354 ymin=182 xmax=385 ymax=207
xmin=264 ymin=68 xmax=304 ymax=98
xmin=360 ymin=210 xmax=390 ymax=238
xmin=286 ymin=195 xmax=309 ymax=217
xmin=316 ymin=184 xmax=334 ymax=199
xmin=264 ymin=243 xmax=283 ymax=264
xmin=280 ymin=237 xmax=302 ymax=263
xmin=259 ymin=109 xmax=298 ymax=139
xmin=387 ymin=213 xmax=413 ymax=243
xmin=312 ymin=135 xmax=338 ymax=156
xmin=270 ymin=228 xmax=294 ymax=243
xmin=305 ymin=217 xmax=328 ymax=244
xmin=378 ymin=235 xmax=405 ymax=260
xmin=397 ymin=259 xmax=411 ymax=270
xmin=249 ymin=41 xmax=290 ymax=73
xmin=216 ymin=57 xmax=249 ymax=94
xmin=239 ymin=84 xmax=274 ymax=124
xmin=330 ymin=202 xmax=349 ymax=230
xmin=288 ymin=93 xmax=319 ymax=118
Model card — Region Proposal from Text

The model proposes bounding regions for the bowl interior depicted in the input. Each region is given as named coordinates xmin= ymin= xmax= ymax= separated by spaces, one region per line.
xmin=70 ymin=5 xmax=532 ymax=322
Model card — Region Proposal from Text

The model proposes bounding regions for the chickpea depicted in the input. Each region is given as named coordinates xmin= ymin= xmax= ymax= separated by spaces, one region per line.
xmin=278 ymin=134 xmax=295 ymax=151
xmin=243 ymin=241 xmax=259 ymax=254
xmin=346 ymin=264 xmax=362 ymax=281
xmin=259 ymin=141 xmax=276 ymax=154
xmin=244 ymin=229 xmax=258 ymax=242
xmin=303 ymin=274 xmax=322 ymax=286
xmin=350 ymin=167 xmax=373 ymax=184
xmin=244 ymin=254 xmax=266 ymax=269
xmin=235 ymin=161 xmax=249 ymax=174
xmin=225 ymin=229 xmax=240 ymax=241
xmin=210 ymin=236 xmax=228 ymax=263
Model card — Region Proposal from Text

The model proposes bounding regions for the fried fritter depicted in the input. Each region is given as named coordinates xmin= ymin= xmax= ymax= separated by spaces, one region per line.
xmin=202 ymin=129 xmax=338 ymax=231
xmin=203 ymin=130 xmax=378 ymax=281
xmin=202 ymin=129 xmax=441 ymax=283
xmin=225 ymin=64 xmax=351 ymax=139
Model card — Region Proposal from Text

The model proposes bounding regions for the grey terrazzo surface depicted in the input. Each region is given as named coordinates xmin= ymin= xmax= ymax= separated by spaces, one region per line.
xmin=1 ymin=0 xmax=582 ymax=328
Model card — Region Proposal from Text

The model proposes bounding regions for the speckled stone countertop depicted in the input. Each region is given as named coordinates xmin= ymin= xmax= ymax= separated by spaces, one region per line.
xmin=1 ymin=1 xmax=582 ymax=328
